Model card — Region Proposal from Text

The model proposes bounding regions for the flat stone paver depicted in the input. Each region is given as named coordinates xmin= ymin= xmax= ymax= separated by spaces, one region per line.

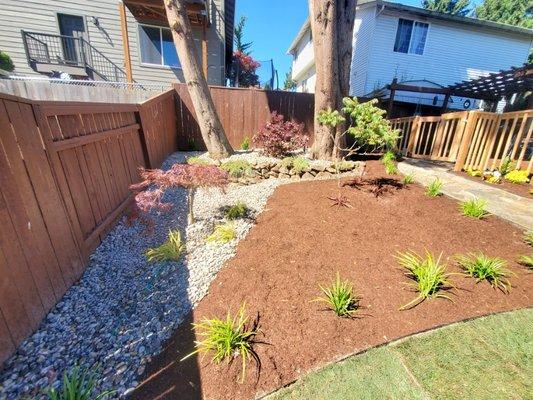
xmin=398 ymin=159 xmax=533 ymax=230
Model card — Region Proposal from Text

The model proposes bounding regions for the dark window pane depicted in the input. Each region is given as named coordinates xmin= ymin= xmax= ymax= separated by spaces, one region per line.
xmin=394 ymin=18 xmax=413 ymax=53
xmin=162 ymin=29 xmax=180 ymax=67
xmin=139 ymin=26 xmax=162 ymax=64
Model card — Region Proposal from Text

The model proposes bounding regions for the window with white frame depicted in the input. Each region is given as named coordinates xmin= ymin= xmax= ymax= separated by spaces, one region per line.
xmin=393 ymin=18 xmax=429 ymax=55
xmin=139 ymin=24 xmax=180 ymax=67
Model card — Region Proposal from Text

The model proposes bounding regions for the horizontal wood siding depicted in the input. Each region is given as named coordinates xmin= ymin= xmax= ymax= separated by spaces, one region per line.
xmin=173 ymin=84 xmax=315 ymax=150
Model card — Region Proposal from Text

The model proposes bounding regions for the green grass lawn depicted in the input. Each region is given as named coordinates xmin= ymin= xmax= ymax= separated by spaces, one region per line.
xmin=267 ymin=309 xmax=533 ymax=400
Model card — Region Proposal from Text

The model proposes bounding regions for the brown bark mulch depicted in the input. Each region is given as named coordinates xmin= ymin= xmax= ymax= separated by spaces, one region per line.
xmin=131 ymin=161 xmax=533 ymax=400
xmin=455 ymin=170 xmax=532 ymax=199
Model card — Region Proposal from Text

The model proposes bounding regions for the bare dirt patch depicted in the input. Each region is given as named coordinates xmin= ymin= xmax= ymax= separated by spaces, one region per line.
xmin=131 ymin=161 xmax=533 ymax=400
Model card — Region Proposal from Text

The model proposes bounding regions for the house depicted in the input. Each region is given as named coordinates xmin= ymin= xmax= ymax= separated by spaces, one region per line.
xmin=287 ymin=0 xmax=533 ymax=113
xmin=0 ymin=0 xmax=235 ymax=86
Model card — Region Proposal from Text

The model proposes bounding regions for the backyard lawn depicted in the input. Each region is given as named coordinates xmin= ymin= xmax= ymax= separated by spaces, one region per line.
xmin=269 ymin=308 xmax=532 ymax=400
xmin=131 ymin=160 xmax=533 ymax=400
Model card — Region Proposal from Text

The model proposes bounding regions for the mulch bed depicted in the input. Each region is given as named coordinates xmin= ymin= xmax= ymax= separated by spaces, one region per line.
xmin=455 ymin=170 xmax=532 ymax=199
xmin=131 ymin=160 xmax=533 ymax=400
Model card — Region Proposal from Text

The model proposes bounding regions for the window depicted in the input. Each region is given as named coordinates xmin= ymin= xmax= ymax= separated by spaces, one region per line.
xmin=393 ymin=18 xmax=428 ymax=55
xmin=139 ymin=25 xmax=180 ymax=67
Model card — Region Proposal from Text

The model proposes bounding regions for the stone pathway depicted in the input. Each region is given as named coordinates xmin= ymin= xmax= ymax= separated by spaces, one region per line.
xmin=398 ymin=159 xmax=533 ymax=230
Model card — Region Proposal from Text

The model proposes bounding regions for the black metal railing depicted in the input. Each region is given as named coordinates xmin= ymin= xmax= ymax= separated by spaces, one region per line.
xmin=22 ymin=30 xmax=129 ymax=82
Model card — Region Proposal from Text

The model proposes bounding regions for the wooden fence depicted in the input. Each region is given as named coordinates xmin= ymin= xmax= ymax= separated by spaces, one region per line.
xmin=173 ymin=84 xmax=315 ymax=150
xmin=391 ymin=109 xmax=533 ymax=175
xmin=0 ymin=90 xmax=178 ymax=365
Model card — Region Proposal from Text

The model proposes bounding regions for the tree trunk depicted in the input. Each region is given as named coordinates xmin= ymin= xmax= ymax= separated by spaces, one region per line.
xmin=309 ymin=0 xmax=356 ymax=160
xmin=165 ymin=0 xmax=233 ymax=159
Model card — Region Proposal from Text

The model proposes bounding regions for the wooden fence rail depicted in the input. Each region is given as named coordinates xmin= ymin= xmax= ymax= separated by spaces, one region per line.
xmin=391 ymin=109 xmax=533 ymax=175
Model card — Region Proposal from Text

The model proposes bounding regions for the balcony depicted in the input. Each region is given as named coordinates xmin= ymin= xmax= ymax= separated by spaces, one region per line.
xmin=22 ymin=31 xmax=129 ymax=82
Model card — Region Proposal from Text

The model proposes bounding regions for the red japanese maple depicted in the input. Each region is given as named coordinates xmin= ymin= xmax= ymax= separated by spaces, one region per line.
xmin=253 ymin=112 xmax=309 ymax=157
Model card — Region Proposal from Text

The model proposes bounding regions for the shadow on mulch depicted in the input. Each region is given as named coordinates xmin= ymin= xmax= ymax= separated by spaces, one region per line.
xmin=130 ymin=160 xmax=533 ymax=400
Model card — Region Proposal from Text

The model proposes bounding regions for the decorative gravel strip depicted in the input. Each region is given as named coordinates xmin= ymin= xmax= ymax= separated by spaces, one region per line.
xmin=0 ymin=151 xmax=283 ymax=399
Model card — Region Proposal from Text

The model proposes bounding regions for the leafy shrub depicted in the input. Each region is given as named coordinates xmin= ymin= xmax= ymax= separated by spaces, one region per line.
xmin=403 ymin=173 xmax=415 ymax=185
xmin=425 ymin=178 xmax=443 ymax=197
xmin=186 ymin=156 xmax=212 ymax=165
xmin=225 ymin=202 xmax=249 ymax=220
xmin=504 ymin=170 xmax=530 ymax=184
xmin=253 ymin=112 xmax=308 ymax=157
xmin=207 ymin=222 xmax=236 ymax=243
xmin=459 ymin=198 xmax=489 ymax=219
xmin=518 ymin=255 xmax=533 ymax=269
xmin=396 ymin=250 xmax=454 ymax=310
xmin=220 ymin=160 xmax=253 ymax=178
xmin=131 ymin=164 xmax=228 ymax=225
xmin=312 ymin=273 xmax=360 ymax=317
xmin=0 ymin=51 xmax=14 ymax=72
xmin=46 ymin=366 xmax=114 ymax=400
xmin=291 ymin=156 xmax=310 ymax=174
xmin=240 ymin=137 xmax=251 ymax=150
xmin=456 ymin=253 xmax=513 ymax=292
xmin=336 ymin=160 xmax=357 ymax=172
xmin=181 ymin=303 xmax=259 ymax=383
xmin=524 ymin=231 xmax=533 ymax=246
xmin=145 ymin=230 xmax=185 ymax=262
xmin=465 ymin=168 xmax=482 ymax=177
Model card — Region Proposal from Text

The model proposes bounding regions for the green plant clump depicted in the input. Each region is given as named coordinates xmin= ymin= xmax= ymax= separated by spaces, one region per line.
xmin=465 ymin=168 xmax=482 ymax=177
xmin=225 ymin=202 xmax=249 ymax=220
xmin=459 ymin=198 xmax=489 ymax=219
xmin=186 ymin=156 xmax=212 ymax=165
xmin=145 ymin=230 xmax=185 ymax=262
xmin=312 ymin=273 xmax=360 ymax=318
xmin=518 ymin=255 xmax=533 ymax=269
xmin=181 ymin=303 xmax=259 ymax=383
xmin=291 ymin=156 xmax=310 ymax=174
xmin=425 ymin=178 xmax=443 ymax=197
xmin=498 ymin=157 xmax=514 ymax=176
xmin=336 ymin=160 xmax=357 ymax=172
xmin=220 ymin=160 xmax=253 ymax=178
xmin=207 ymin=222 xmax=237 ymax=243
xmin=504 ymin=170 xmax=530 ymax=184
xmin=396 ymin=250 xmax=454 ymax=310
xmin=46 ymin=366 xmax=114 ymax=400
xmin=524 ymin=231 xmax=533 ymax=247
xmin=402 ymin=173 xmax=415 ymax=185
xmin=240 ymin=137 xmax=251 ymax=150
xmin=0 ymin=51 xmax=15 ymax=72
xmin=456 ymin=253 xmax=513 ymax=293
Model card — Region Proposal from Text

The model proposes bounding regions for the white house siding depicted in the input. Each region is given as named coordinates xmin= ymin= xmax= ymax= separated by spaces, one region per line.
xmin=350 ymin=5 xmax=378 ymax=96
xmin=290 ymin=29 xmax=316 ymax=92
xmin=359 ymin=8 xmax=532 ymax=97
xmin=0 ymin=0 xmax=226 ymax=86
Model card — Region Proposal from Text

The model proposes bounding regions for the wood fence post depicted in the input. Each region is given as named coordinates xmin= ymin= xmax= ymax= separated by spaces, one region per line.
xmin=406 ymin=116 xmax=420 ymax=156
xmin=453 ymin=111 xmax=477 ymax=171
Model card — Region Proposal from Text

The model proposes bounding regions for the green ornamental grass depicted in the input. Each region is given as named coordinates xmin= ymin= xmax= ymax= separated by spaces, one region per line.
xmin=425 ymin=178 xmax=443 ymax=197
xmin=225 ymin=202 xmax=249 ymax=220
xmin=518 ymin=255 xmax=533 ymax=269
xmin=145 ymin=230 xmax=185 ymax=262
xmin=456 ymin=253 xmax=513 ymax=293
xmin=524 ymin=231 xmax=533 ymax=246
xmin=402 ymin=173 xmax=414 ymax=185
xmin=186 ymin=156 xmax=212 ymax=165
xmin=240 ymin=137 xmax=251 ymax=150
xmin=207 ymin=222 xmax=237 ymax=243
xmin=46 ymin=366 xmax=114 ymax=400
xmin=459 ymin=198 xmax=489 ymax=219
xmin=312 ymin=273 xmax=360 ymax=318
xmin=384 ymin=161 xmax=398 ymax=175
xmin=181 ymin=303 xmax=259 ymax=383
xmin=396 ymin=250 xmax=454 ymax=310
xmin=504 ymin=169 xmax=529 ymax=184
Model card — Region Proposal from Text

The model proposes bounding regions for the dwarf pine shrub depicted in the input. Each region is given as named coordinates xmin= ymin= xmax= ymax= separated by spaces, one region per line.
xmin=225 ymin=202 xmax=249 ymax=220
xmin=220 ymin=160 xmax=253 ymax=178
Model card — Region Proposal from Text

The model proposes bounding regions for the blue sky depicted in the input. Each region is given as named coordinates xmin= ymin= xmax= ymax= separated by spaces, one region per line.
xmin=234 ymin=0 xmax=480 ymax=88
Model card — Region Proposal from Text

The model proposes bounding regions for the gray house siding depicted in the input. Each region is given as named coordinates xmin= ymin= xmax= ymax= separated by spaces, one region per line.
xmin=0 ymin=0 xmax=226 ymax=86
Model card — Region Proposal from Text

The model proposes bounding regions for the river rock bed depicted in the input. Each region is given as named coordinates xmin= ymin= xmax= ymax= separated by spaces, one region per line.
xmin=0 ymin=151 xmax=290 ymax=399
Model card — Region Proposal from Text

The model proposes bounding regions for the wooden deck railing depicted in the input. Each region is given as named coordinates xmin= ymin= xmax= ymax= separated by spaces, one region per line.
xmin=391 ymin=109 xmax=533 ymax=175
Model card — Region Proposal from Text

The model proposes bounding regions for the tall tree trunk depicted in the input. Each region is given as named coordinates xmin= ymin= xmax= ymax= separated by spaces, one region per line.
xmin=165 ymin=0 xmax=233 ymax=159
xmin=309 ymin=0 xmax=356 ymax=160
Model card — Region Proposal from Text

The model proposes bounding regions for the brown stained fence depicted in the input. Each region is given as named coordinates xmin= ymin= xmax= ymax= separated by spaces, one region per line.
xmin=0 ymin=90 xmax=178 ymax=365
xmin=391 ymin=109 xmax=533 ymax=176
xmin=173 ymin=84 xmax=315 ymax=150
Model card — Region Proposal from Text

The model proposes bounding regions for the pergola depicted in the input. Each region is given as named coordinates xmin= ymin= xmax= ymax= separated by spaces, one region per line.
xmin=385 ymin=63 xmax=533 ymax=115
